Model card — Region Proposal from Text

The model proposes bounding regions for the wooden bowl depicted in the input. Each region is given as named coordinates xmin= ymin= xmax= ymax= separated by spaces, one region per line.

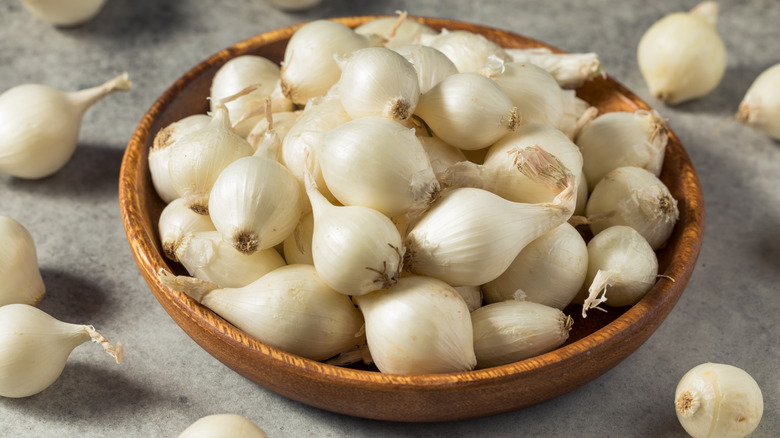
xmin=119 ymin=16 xmax=704 ymax=422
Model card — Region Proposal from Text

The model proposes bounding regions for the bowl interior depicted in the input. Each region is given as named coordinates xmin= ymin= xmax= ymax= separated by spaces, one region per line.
xmin=119 ymin=16 xmax=704 ymax=422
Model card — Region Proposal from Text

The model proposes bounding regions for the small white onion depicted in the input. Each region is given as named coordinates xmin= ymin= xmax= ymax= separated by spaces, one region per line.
xmin=481 ymin=58 xmax=566 ymax=127
xmin=675 ymin=362 xmax=764 ymax=438
xmin=736 ymin=62 xmax=780 ymax=140
xmin=505 ymin=47 xmax=605 ymax=88
xmin=305 ymin=164 xmax=404 ymax=296
xmin=637 ymin=1 xmax=726 ymax=105
xmin=149 ymin=114 xmax=211 ymax=203
xmin=406 ymin=147 xmax=576 ymax=286
xmin=208 ymin=155 xmax=302 ymax=254
xmin=178 ymin=414 xmax=268 ymax=438
xmin=167 ymin=105 xmax=254 ymax=215
xmin=471 ymin=300 xmax=572 ymax=368
xmin=0 ymin=216 xmax=45 ymax=307
xmin=443 ymin=124 xmax=586 ymax=214
xmin=174 ymin=231 xmax=286 ymax=289
xmin=158 ymin=198 xmax=216 ymax=262
xmin=586 ymin=166 xmax=679 ymax=250
xmin=313 ymin=117 xmax=438 ymax=218
xmin=394 ymin=44 xmax=459 ymax=94
xmin=468 ymin=124 xmax=583 ymax=203
xmin=281 ymin=20 xmax=374 ymax=105
xmin=160 ymin=265 xmax=364 ymax=361
xmin=576 ymin=110 xmax=668 ymax=190
xmin=0 ymin=304 xmax=122 ymax=398
xmin=209 ymin=55 xmax=294 ymax=137
xmin=353 ymin=275 xmax=476 ymax=374
xmin=414 ymin=72 xmax=521 ymax=150
xmin=337 ymin=47 xmax=420 ymax=121
xmin=0 ymin=73 xmax=131 ymax=179
xmin=482 ymin=223 xmax=587 ymax=310
xmin=576 ymin=225 xmax=658 ymax=317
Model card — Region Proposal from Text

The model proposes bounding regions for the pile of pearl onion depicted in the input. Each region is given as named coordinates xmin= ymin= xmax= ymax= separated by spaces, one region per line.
xmin=151 ymin=17 xmax=682 ymax=376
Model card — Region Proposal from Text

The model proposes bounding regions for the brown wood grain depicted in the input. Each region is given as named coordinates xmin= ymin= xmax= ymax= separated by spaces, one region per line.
xmin=118 ymin=16 xmax=704 ymax=422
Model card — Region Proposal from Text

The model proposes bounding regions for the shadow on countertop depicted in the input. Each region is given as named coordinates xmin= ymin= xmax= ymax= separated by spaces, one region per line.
xmin=0 ymin=362 xmax=164 ymax=423
xmin=2 ymin=143 xmax=124 ymax=203
xmin=37 ymin=268 xmax=110 ymax=323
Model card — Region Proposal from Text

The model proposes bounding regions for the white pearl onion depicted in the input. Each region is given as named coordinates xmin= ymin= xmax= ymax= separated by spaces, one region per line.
xmin=481 ymin=124 xmax=584 ymax=205
xmin=505 ymin=48 xmax=605 ymax=89
xmin=0 ymin=304 xmax=122 ymax=398
xmin=0 ymin=216 xmax=45 ymax=307
xmin=174 ymin=231 xmax=286 ymax=289
xmin=179 ymin=414 xmax=268 ymax=438
xmin=637 ymin=2 xmax=726 ymax=105
xmin=209 ymin=55 xmax=294 ymax=137
xmin=414 ymin=72 xmax=521 ymax=150
xmin=0 ymin=73 xmax=131 ymax=179
xmin=313 ymin=117 xmax=438 ymax=218
xmin=586 ymin=166 xmax=679 ymax=250
xmin=442 ymin=124 xmax=587 ymax=215
xmin=354 ymin=276 xmax=476 ymax=374
xmin=167 ymin=106 xmax=254 ymax=215
xmin=20 ymin=0 xmax=106 ymax=27
xmin=208 ymin=155 xmax=302 ymax=254
xmin=149 ymin=114 xmax=211 ymax=203
xmin=305 ymin=164 xmax=404 ymax=296
xmin=576 ymin=110 xmax=668 ymax=190
xmin=737 ymin=62 xmax=780 ymax=140
xmin=281 ymin=20 xmax=373 ymax=105
xmin=337 ymin=47 xmax=420 ymax=122
xmin=406 ymin=183 xmax=574 ymax=287
xmin=482 ymin=223 xmax=587 ymax=310
xmin=675 ymin=363 xmax=764 ymax=438
xmin=482 ymin=59 xmax=566 ymax=127
xmin=471 ymin=300 xmax=572 ymax=368
xmin=394 ymin=44 xmax=458 ymax=94
xmin=159 ymin=265 xmax=363 ymax=361
xmin=575 ymin=225 xmax=658 ymax=316
xmin=158 ymin=198 xmax=216 ymax=262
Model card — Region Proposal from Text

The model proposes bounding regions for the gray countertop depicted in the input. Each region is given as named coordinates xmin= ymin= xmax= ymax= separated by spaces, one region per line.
xmin=1 ymin=0 xmax=777 ymax=436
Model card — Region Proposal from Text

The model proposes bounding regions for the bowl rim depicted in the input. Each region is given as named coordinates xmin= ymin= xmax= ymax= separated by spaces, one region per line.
xmin=119 ymin=15 xmax=705 ymax=420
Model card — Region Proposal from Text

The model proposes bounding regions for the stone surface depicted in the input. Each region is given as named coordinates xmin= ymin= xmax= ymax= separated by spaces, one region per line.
xmin=0 ymin=0 xmax=777 ymax=436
